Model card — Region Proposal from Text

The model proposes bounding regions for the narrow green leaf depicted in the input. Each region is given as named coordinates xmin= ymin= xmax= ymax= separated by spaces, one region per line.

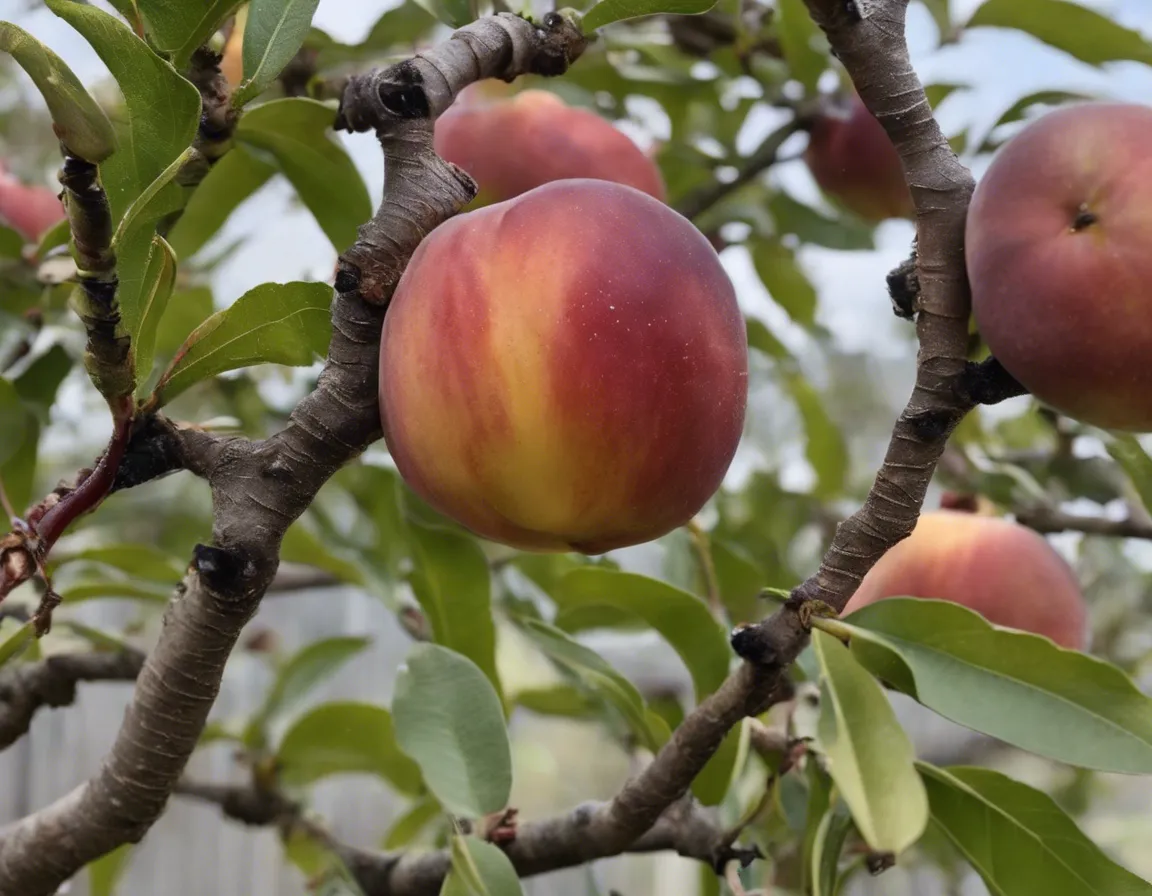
xmin=0 ymin=379 xmax=27 ymax=467
xmin=236 ymin=99 xmax=372 ymax=251
xmin=251 ymin=636 xmax=371 ymax=743
xmin=1108 ymin=435 xmax=1152 ymax=517
xmin=582 ymin=0 xmax=718 ymax=32
xmin=967 ymin=0 xmax=1152 ymax=66
xmin=280 ymin=519 xmax=368 ymax=587
xmin=552 ymin=567 xmax=740 ymax=805
xmin=920 ymin=763 xmax=1152 ymax=895
xmin=0 ymin=413 xmax=39 ymax=514
xmin=392 ymin=643 xmax=512 ymax=818
xmin=153 ymin=280 xmax=332 ymax=406
xmin=87 ymin=843 xmax=135 ymax=896
xmin=47 ymin=0 xmax=201 ymax=222
xmin=767 ymin=192 xmax=875 ymax=252
xmin=0 ymin=619 xmax=35 ymax=667
xmin=751 ymin=238 xmax=818 ymax=329
xmin=128 ymin=235 xmax=177 ymax=388
xmin=13 ymin=345 xmax=73 ymax=417
xmin=812 ymin=629 xmax=928 ymax=855
xmin=924 ymin=82 xmax=964 ymax=108
xmin=745 ymin=318 xmax=789 ymax=361
xmin=841 ymin=598 xmax=1152 ymax=774
xmin=513 ymin=685 xmax=598 ymax=718
xmin=167 ymin=146 xmax=277 ymax=260
xmin=137 ymin=0 xmax=241 ymax=68
xmin=61 ymin=580 xmax=172 ymax=603
xmin=276 ymin=701 xmax=424 ymax=793
xmin=408 ymin=523 xmax=502 ymax=699
xmin=775 ymin=0 xmax=827 ymax=91
xmin=0 ymin=226 xmax=24 ymax=258
xmin=236 ymin=0 xmax=324 ymax=107
xmin=442 ymin=835 xmax=525 ymax=896
xmin=519 ymin=618 xmax=669 ymax=751
xmin=0 ymin=22 xmax=116 ymax=162
xmin=785 ymin=373 xmax=847 ymax=498
xmin=809 ymin=802 xmax=853 ymax=896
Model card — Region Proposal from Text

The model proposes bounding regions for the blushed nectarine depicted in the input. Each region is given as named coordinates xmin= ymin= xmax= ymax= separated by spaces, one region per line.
xmin=967 ymin=101 xmax=1152 ymax=432
xmin=433 ymin=87 xmax=666 ymax=206
xmin=379 ymin=179 xmax=747 ymax=553
xmin=804 ymin=92 xmax=913 ymax=223
xmin=841 ymin=511 xmax=1088 ymax=649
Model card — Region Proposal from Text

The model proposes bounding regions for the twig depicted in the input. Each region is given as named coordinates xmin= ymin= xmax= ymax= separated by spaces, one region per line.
xmin=0 ymin=649 xmax=145 ymax=751
xmin=674 ymin=119 xmax=803 ymax=222
xmin=1014 ymin=506 xmax=1152 ymax=541
xmin=685 ymin=519 xmax=724 ymax=618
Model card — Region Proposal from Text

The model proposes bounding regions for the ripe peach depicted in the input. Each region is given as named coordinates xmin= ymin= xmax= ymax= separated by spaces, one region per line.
xmin=803 ymin=93 xmax=913 ymax=223
xmin=0 ymin=161 xmax=65 ymax=242
xmin=841 ymin=511 xmax=1088 ymax=650
xmin=379 ymin=179 xmax=747 ymax=553
xmin=966 ymin=102 xmax=1152 ymax=432
xmin=433 ymin=87 xmax=666 ymax=206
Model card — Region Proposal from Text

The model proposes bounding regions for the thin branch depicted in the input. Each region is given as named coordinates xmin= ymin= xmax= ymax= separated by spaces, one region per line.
xmin=674 ymin=118 xmax=803 ymax=222
xmin=1014 ymin=506 xmax=1152 ymax=541
xmin=0 ymin=15 xmax=588 ymax=895
xmin=0 ymin=649 xmax=145 ymax=751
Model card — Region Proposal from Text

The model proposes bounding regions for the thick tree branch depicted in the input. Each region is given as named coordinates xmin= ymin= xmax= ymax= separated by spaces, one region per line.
xmin=0 ymin=649 xmax=145 ymax=751
xmin=780 ymin=0 xmax=977 ymax=613
xmin=0 ymin=15 xmax=587 ymax=896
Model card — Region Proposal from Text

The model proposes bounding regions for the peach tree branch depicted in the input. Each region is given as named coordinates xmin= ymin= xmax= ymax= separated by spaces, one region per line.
xmin=0 ymin=15 xmax=586 ymax=895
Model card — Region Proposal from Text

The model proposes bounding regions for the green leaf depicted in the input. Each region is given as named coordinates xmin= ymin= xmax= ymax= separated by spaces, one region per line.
xmin=13 ymin=345 xmax=73 ymax=417
xmin=582 ymin=0 xmax=718 ymax=32
xmin=513 ymin=685 xmax=598 ymax=718
xmin=236 ymin=0 xmax=324 ymax=107
xmin=812 ymin=629 xmax=928 ymax=855
xmin=250 ymin=636 xmax=371 ymax=745
xmin=0 ymin=378 xmax=28 ymax=467
xmin=167 ymin=146 xmax=277 ymax=260
xmin=87 ymin=843 xmax=135 ymax=896
xmin=236 ymin=99 xmax=372 ymax=251
xmin=751 ymin=238 xmax=817 ymax=329
xmin=519 ymin=618 xmax=669 ymax=752
xmin=58 ymin=544 xmax=185 ymax=582
xmin=127 ymin=235 xmax=177 ymax=388
xmin=152 ymin=280 xmax=332 ymax=406
xmin=924 ymin=82 xmax=964 ymax=109
xmin=137 ymin=0 xmax=240 ymax=69
xmin=280 ymin=519 xmax=368 ymax=587
xmin=0 ymin=226 xmax=23 ymax=258
xmin=809 ymin=802 xmax=853 ymax=896
xmin=552 ymin=567 xmax=740 ymax=805
xmin=392 ymin=643 xmax=512 ymax=818
xmin=408 ymin=523 xmax=502 ymax=699
xmin=841 ymin=598 xmax=1152 ymax=774
xmin=767 ymin=192 xmax=875 ymax=252
xmin=383 ymin=796 xmax=444 ymax=849
xmin=413 ymin=0 xmax=473 ymax=29
xmin=1108 ymin=435 xmax=1152 ymax=517
xmin=0 ymin=619 xmax=35 ymax=667
xmin=967 ymin=0 xmax=1152 ymax=66
xmin=276 ymin=701 xmax=424 ymax=793
xmin=47 ymin=0 xmax=201 ymax=222
xmin=1 ymin=413 xmax=39 ymax=514
xmin=775 ymin=0 xmax=827 ymax=91
xmin=745 ymin=318 xmax=789 ymax=361
xmin=152 ymin=287 xmax=215 ymax=361
xmin=784 ymin=372 xmax=847 ymax=499
xmin=919 ymin=764 xmax=1152 ymax=895
xmin=61 ymin=580 xmax=172 ymax=603
xmin=442 ymin=835 xmax=525 ymax=896
xmin=0 ymin=22 xmax=116 ymax=162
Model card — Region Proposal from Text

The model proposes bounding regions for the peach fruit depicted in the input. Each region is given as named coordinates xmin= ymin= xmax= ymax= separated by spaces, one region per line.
xmin=379 ymin=179 xmax=747 ymax=553
xmin=0 ymin=161 xmax=65 ymax=242
xmin=966 ymin=101 xmax=1152 ymax=432
xmin=842 ymin=511 xmax=1089 ymax=650
xmin=433 ymin=87 xmax=666 ymax=206
xmin=804 ymin=93 xmax=913 ymax=222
